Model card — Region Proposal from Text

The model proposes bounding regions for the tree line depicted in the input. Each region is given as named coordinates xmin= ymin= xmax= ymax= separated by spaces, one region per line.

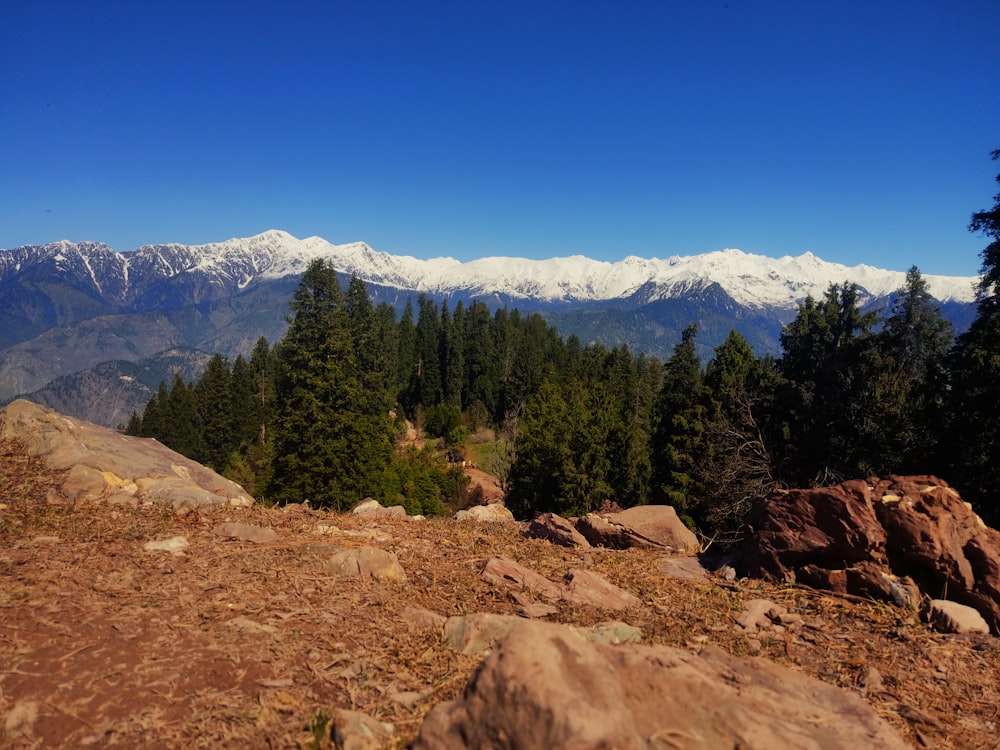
xmin=128 ymin=152 xmax=1000 ymax=535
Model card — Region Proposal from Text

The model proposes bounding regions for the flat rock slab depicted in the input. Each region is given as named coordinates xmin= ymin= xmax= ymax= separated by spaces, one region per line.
xmin=481 ymin=556 xmax=564 ymax=601
xmin=324 ymin=546 xmax=407 ymax=582
xmin=563 ymin=568 xmax=642 ymax=610
xmin=214 ymin=522 xmax=279 ymax=543
xmin=928 ymin=599 xmax=991 ymax=635
xmin=443 ymin=614 xmax=643 ymax=656
xmin=0 ymin=400 xmax=253 ymax=511
xmin=576 ymin=505 xmax=699 ymax=552
xmin=526 ymin=512 xmax=591 ymax=548
xmin=481 ymin=556 xmax=642 ymax=611
xmin=414 ymin=619 xmax=910 ymax=750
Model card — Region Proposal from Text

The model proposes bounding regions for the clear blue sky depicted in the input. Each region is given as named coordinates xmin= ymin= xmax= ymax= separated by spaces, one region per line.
xmin=1 ymin=0 xmax=997 ymax=276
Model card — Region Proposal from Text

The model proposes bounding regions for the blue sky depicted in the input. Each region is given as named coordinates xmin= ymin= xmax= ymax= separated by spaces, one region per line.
xmin=1 ymin=1 xmax=997 ymax=276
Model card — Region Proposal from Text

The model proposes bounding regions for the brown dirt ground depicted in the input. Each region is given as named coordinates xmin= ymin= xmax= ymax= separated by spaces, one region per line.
xmin=1 ymin=439 xmax=999 ymax=749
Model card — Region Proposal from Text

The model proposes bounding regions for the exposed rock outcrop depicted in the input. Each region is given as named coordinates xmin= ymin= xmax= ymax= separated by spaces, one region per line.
xmin=0 ymin=399 xmax=253 ymax=511
xmin=744 ymin=475 xmax=1000 ymax=634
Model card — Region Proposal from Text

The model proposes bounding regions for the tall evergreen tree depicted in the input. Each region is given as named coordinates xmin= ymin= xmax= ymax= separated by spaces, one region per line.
xmin=270 ymin=259 xmax=392 ymax=509
xmin=947 ymin=149 xmax=1000 ymax=524
xmin=651 ymin=324 xmax=707 ymax=527
xmin=194 ymin=354 xmax=235 ymax=471
xmin=864 ymin=267 xmax=953 ymax=473
xmin=777 ymin=283 xmax=879 ymax=484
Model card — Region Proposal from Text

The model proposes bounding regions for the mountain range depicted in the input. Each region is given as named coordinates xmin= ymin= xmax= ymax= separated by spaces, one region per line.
xmin=0 ymin=229 xmax=979 ymax=427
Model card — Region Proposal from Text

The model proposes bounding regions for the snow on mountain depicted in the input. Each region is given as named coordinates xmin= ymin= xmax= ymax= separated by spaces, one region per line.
xmin=2 ymin=230 xmax=979 ymax=309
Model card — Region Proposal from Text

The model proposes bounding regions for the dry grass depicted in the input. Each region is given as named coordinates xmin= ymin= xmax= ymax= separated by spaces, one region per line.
xmin=1 ymin=438 xmax=998 ymax=748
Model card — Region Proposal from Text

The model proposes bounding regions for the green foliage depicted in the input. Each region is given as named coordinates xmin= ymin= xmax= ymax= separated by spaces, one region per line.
xmin=776 ymin=283 xmax=880 ymax=484
xmin=270 ymin=260 xmax=393 ymax=509
xmin=424 ymin=402 xmax=466 ymax=446
xmin=946 ymin=149 xmax=1000 ymax=524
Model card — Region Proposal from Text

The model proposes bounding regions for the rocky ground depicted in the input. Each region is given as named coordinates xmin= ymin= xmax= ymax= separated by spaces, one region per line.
xmin=2 ymin=439 xmax=999 ymax=749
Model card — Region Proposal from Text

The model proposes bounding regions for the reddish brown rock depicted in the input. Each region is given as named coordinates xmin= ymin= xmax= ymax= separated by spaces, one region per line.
xmin=562 ymin=568 xmax=642 ymax=611
xmin=480 ymin=556 xmax=564 ymax=601
xmin=744 ymin=475 xmax=1000 ymax=634
xmin=413 ymin=619 xmax=910 ymax=750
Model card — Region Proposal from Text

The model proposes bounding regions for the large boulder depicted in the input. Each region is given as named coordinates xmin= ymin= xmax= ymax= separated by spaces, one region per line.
xmin=576 ymin=505 xmax=699 ymax=551
xmin=413 ymin=619 xmax=910 ymax=750
xmin=743 ymin=475 xmax=1000 ymax=634
xmin=0 ymin=399 xmax=253 ymax=511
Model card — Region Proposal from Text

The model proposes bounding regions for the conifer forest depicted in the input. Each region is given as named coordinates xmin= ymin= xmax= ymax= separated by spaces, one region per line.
xmin=128 ymin=153 xmax=1000 ymax=538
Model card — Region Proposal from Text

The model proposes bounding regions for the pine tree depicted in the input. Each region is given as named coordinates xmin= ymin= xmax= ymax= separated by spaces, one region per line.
xmin=777 ymin=283 xmax=879 ymax=484
xmin=270 ymin=259 xmax=392 ymax=509
xmin=865 ymin=267 xmax=952 ymax=473
xmin=194 ymin=353 xmax=235 ymax=471
xmin=651 ymin=324 xmax=707 ymax=527
xmin=946 ymin=149 xmax=1000 ymax=524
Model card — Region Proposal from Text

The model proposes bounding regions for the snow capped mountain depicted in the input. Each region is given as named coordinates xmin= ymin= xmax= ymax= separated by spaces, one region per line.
xmin=8 ymin=229 xmax=972 ymax=309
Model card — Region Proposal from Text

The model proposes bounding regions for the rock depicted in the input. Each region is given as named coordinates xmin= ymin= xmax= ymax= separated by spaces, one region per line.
xmin=926 ymin=599 xmax=991 ymax=635
xmin=584 ymin=621 xmax=642 ymax=645
xmin=0 ymin=400 xmax=254 ymax=511
xmin=454 ymin=504 xmax=515 ymax=522
xmin=330 ymin=709 xmax=396 ymax=750
xmin=577 ymin=505 xmax=699 ymax=551
xmin=562 ymin=568 xmax=642 ymax=611
xmin=480 ymin=556 xmax=564 ymax=601
xmin=743 ymin=475 xmax=1000 ymax=634
xmin=736 ymin=599 xmax=785 ymax=632
xmin=481 ymin=556 xmax=642 ymax=612
xmin=443 ymin=613 xmax=523 ymax=655
xmin=402 ymin=607 xmax=447 ymax=630
xmin=214 ymin=522 xmax=279 ymax=543
xmin=413 ymin=619 xmax=910 ymax=750
xmin=659 ymin=556 xmax=712 ymax=582
xmin=510 ymin=592 xmax=559 ymax=618
xmin=859 ymin=666 xmax=884 ymax=691
xmin=143 ymin=535 xmax=189 ymax=556
xmin=5 ymin=701 xmax=39 ymax=740
xmin=526 ymin=512 xmax=591 ymax=548
xmin=743 ymin=482 xmax=887 ymax=581
xmin=443 ymin=613 xmax=641 ymax=655
xmin=325 ymin=547 xmax=407 ymax=582
xmin=348 ymin=498 xmax=407 ymax=520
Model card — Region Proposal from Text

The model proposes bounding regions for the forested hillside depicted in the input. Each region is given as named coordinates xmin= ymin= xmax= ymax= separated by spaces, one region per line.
xmin=128 ymin=155 xmax=1000 ymax=535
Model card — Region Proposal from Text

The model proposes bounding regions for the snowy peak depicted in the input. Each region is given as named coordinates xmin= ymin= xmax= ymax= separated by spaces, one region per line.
xmin=0 ymin=230 xmax=979 ymax=309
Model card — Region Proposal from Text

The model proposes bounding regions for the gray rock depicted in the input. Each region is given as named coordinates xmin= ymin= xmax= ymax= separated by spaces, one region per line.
xmin=927 ymin=599 xmax=991 ymax=634
xmin=454 ymin=504 xmax=515 ymax=522
xmin=214 ymin=522 xmax=279 ymax=543
xmin=0 ymin=400 xmax=253 ymax=511
xmin=325 ymin=546 xmax=406 ymax=582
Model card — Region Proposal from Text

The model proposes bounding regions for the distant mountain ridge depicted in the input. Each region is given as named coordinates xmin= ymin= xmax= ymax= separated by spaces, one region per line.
xmin=0 ymin=230 xmax=980 ymax=426
xmin=4 ymin=229 xmax=976 ymax=309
